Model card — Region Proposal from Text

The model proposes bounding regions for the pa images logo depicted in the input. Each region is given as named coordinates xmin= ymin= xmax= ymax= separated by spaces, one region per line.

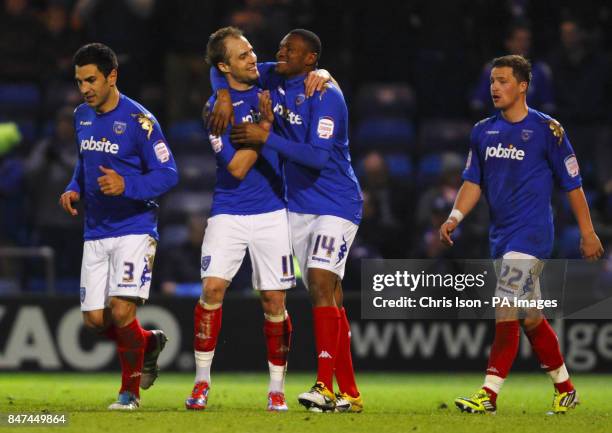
xmin=201 ymin=256 xmax=211 ymax=271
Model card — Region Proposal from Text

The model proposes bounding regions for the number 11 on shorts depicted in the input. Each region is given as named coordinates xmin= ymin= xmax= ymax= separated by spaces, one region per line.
xmin=281 ymin=255 xmax=294 ymax=277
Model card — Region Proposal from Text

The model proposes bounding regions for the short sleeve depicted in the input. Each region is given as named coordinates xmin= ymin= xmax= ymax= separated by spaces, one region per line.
xmin=462 ymin=125 xmax=483 ymax=185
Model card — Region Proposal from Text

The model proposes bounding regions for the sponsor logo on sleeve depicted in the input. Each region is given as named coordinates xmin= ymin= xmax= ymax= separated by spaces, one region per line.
xmin=564 ymin=154 xmax=580 ymax=178
xmin=153 ymin=140 xmax=170 ymax=163
xmin=317 ymin=116 xmax=335 ymax=139
xmin=209 ymin=134 xmax=223 ymax=153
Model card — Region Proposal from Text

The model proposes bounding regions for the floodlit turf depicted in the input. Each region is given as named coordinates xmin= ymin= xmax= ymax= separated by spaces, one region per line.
xmin=0 ymin=372 xmax=610 ymax=433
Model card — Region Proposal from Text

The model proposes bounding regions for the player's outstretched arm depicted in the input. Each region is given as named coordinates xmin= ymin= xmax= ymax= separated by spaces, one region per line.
xmin=230 ymin=119 xmax=330 ymax=170
xmin=567 ymin=187 xmax=604 ymax=260
xmin=439 ymin=180 xmax=481 ymax=246
xmin=233 ymin=87 xmax=343 ymax=170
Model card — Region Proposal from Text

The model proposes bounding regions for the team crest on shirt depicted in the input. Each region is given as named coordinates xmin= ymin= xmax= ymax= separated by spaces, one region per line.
xmin=201 ymin=256 xmax=211 ymax=271
xmin=113 ymin=121 xmax=127 ymax=135
xmin=295 ymin=93 xmax=306 ymax=105
xmin=521 ymin=129 xmax=533 ymax=142
xmin=564 ymin=154 xmax=580 ymax=177
xmin=132 ymin=113 xmax=155 ymax=140
xmin=80 ymin=287 xmax=86 ymax=303
xmin=546 ymin=119 xmax=565 ymax=145
xmin=317 ymin=116 xmax=335 ymax=139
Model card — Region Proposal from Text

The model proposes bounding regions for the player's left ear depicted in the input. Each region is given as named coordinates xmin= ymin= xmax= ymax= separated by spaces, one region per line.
xmin=304 ymin=52 xmax=318 ymax=68
xmin=519 ymin=81 xmax=528 ymax=94
xmin=107 ymin=69 xmax=118 ymax=87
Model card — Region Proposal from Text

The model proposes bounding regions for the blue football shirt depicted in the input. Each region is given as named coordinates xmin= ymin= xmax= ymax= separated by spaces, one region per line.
xmin=205 ymin=86 xmax=285 ymax=216
xmin=462 ymin=108 xmax=582 ymax=258
xmin=211 ymin=64 xmax=363 ymax=225
xmin=66 ymin=94 xmax=178 ymax=240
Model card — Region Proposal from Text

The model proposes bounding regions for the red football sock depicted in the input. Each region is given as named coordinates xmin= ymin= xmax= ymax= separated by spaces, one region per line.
xmin=142 ymin=329 xmax=154 ymax=353
xmin=264 ymin=315 xmax=292 ymax=366
xmin=525 ymin=319 xmax=574 ymax=393
xmin=554 ymin=378 xmax=575 ymax=394
xmin=116 ymin=318 xmax=146 ymax=398
xmin=109 ymin=320 xmax=154 ymax=352
xmin=194 ymin=302 xmax=222 ymax=352
xmin=525 ymin=319 xmax=564 ymax=370
xmin=335 ymin=307 xmax=359 ymax=397
xmin=313 ymin=306 xmax=341 ymax=391
xmin=484 ymin=320 xmax=520 ymax=404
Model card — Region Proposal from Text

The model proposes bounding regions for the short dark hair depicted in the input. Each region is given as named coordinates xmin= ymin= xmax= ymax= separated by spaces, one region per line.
xmin=288 ymin=29 xmax=322 ymax=62
xmin=206 ymin=26 xmax=244 ymax=67
xmin=73 ymin=43 xmax=118 ymax=77
xmin=492 ymin=54 xmax=532 ymax=86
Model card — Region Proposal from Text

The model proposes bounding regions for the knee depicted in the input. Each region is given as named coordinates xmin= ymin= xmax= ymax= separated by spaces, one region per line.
xmin=202 ymin=278 xmax=227 ymax=304
xmin=82 ymin=311 xmax=106 ymax=332
xmin=260 ymin=291 xmax=286 ymax=316
xmin=308 ymin=272 xmax=337 ymax=306
xmin=108 ymin=299 xmax=136 ymax=327
xmin=334 ymin=283 xmax=344 ymax=307
xmin=522 ymin=315 xmax=543 ymax=332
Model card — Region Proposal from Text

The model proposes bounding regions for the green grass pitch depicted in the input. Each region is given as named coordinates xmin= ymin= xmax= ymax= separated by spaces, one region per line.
xmin=0 ymin=372 xmax=610 ymax=433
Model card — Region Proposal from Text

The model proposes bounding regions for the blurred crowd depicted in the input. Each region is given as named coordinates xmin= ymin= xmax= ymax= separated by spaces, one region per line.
xmin=0 ymin=0 xmax=611 ymax=294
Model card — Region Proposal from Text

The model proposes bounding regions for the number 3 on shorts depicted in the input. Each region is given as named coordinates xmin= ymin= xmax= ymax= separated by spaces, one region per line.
xmin=122 ymin=261 xmax=134 ymax=283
